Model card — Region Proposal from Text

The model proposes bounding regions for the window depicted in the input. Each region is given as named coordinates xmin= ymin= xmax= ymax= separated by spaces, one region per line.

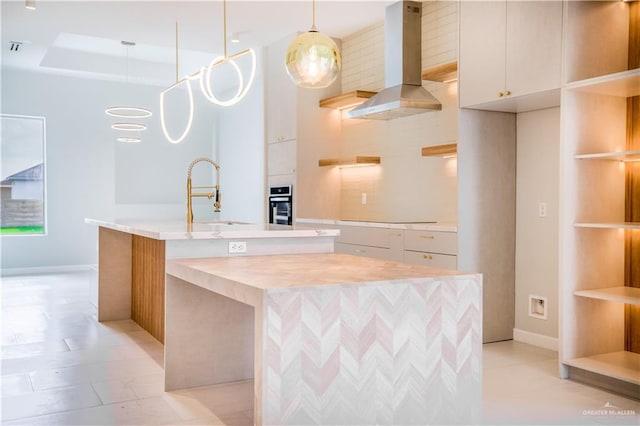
xmin=1 ymin=114 xmax=46 ymax=235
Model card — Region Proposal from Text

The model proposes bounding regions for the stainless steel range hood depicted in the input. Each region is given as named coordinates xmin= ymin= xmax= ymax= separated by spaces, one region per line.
xmin=347 ymin=0 xmax=441 ymax=120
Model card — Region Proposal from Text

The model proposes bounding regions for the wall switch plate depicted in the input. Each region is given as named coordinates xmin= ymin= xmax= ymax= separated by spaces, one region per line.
xmin=361 ymin=193 xmax=367 ymax=205
xmin=228 ymin=241 xmax=247 ymax=254
xmin=538 ymin=202 xmax=547 ymax=217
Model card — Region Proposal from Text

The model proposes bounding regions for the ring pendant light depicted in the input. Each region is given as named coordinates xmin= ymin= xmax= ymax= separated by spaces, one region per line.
xmin=285 ymin=0 xmax=341 ymax=88
xmin=116 ymin=136 xmax=142 ymax=143
xmin=105 ymin=41 xmax=152 ymax=142
xmin=105 ymin=106 xmax=152 ymax=119
xmin=111 ymin=123 xmax=147 ymax=131
xmin=160 ymin=22 xmax=195 ymax=144
xmin=199 ymin=0 xmax=256 ymax=106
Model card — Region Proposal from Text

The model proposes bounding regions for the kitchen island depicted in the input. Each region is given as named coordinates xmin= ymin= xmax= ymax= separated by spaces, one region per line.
xmin=85 ymin=219 xmax=339 ymax=342
xmin=165 ymin=253 xmax=482 ymax=425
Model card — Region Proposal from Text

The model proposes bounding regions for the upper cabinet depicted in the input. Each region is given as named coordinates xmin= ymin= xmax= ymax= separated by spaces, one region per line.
xmin=265 ymin=35 xmax=297 ymax=144
xmin=459 ymin=0 xmax=563 ymax=112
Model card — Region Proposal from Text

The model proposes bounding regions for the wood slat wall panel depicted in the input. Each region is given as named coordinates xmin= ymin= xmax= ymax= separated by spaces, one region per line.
xmin=625 ymin=2 xmax=639 ymax=354
xmin=131 ymin=235 xmax=166 ymax=343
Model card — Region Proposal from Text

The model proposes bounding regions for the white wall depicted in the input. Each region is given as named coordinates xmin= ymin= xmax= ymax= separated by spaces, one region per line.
xmin=217 ymin=49 xmax=266 ymax=225
xmin=514 ymin=107 xmax=560 ymax=341
xmin=0 ymin=69 xmax=217 ymax=269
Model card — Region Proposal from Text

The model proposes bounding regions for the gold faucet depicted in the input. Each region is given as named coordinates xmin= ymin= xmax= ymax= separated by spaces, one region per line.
xmin=186 ymin=157 xmax=221 ymax=224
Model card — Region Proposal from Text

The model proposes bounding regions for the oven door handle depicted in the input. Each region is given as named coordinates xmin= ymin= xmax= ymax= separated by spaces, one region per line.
xmin=269 ymin=197 xmax=290 ymax=202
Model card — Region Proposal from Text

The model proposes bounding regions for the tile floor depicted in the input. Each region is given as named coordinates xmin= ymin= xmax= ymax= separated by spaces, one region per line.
xmin=1 ymin=270 xmax=638 ymax=425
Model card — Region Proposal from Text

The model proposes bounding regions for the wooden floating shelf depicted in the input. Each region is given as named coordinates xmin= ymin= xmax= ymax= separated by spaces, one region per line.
xmin=421 ymin=61 xmax=458 ymax=82
xmin=318 ymin=156 xmax=381 ymax=167
xmin=319 ymin=90 xmax=377 ymax=110
xmin=575 ymin=150 xmax=640 ymax=161
xmin=566 ymin=68 xmax=640 ymax=98
xmin=574 ymin=286 xmax=640 ymax=305
xmin=574 ymin=222 xmax=640 ymax=230
xmin=421 ymin=143 xmax=457 ymax=157
xmin=564 ymin=351 xmax=640 ymax=385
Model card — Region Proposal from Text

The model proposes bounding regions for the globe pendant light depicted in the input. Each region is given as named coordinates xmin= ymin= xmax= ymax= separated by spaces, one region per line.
xmin=285 ymin=0 xmax=341 ymax=89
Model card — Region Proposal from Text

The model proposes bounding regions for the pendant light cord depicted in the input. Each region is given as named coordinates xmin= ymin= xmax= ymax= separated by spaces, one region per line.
xmin=223 ymin=0 xmax=228 ymax=58
xmin=311 ymin=0 xmax=317 ymax=32
xmin=175 ymin=22 xmax=179 ymax=83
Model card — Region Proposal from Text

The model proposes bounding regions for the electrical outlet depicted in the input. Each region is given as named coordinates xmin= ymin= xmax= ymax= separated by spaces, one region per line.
xmin=538 ymin=202 xmax=547 ymax=218
xmin=228 ymin=241 xmax=247 ymax=254
xmin=361 ymin=193 xmax=367 ymax=205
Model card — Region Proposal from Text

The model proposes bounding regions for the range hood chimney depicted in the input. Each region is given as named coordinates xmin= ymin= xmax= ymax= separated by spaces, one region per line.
xmin=347 ymin=0 xmax=442 ymax=120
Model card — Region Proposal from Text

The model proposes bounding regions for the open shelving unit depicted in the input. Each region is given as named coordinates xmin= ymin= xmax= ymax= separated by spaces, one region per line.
xmin=559 ymin=0 xmax=639 ymax=399
xmin=574 ymin=286 xmax=640 ymax=306
xmin=575 ymin=150 xmax=640 ymax=162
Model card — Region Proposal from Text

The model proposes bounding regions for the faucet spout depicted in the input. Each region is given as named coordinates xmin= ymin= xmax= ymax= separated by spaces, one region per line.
xmin=186 ymin=157 xmax=221 ymax=224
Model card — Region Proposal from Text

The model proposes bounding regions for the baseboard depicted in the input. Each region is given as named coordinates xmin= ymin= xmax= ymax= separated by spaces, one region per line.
xmin=0 ymin=264 xmax=96 ymax=277
xmin=513 ymin=328 xmax=558 ymax=351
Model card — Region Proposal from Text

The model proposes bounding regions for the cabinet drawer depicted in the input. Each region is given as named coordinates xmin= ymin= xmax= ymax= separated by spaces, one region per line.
xmin=403 ymin=251 xmax=457 ymax=270
xmin=336 ymin=226 xmax=390 ymax=248
xmin=404 ymin=230 xmax=457 ymax=255
xmin=335 ymin=243 xmax=390 ymax=260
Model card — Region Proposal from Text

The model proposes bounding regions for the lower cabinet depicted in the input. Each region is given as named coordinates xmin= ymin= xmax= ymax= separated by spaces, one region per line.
xmin=335 ymin=243 xmax=391 ymax=261
xmin=298 ymin=220 xmax=458 ymax=268
xmin=335 ymin=225 xmax=404 ymax=261
xmin=402 ymin=229 xmax=458 ymax=269
xmin=403 ymin=250 xmax=457 ymax=270
xmin=336 ymin=225 xmax=457 ymax=267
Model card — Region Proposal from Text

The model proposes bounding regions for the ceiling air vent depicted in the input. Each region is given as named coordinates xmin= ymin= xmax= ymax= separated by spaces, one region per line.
xmin=10 ymin=41 xmax=23 ymax=52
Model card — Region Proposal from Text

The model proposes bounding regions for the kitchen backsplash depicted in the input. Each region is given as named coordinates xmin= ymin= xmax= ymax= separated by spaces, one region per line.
xmin=338 ymin=0 xmax=459 ymax=223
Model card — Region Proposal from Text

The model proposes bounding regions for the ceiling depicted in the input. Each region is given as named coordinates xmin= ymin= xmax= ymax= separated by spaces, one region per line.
xmin=1 ymin=0 xmax=393 ymax=87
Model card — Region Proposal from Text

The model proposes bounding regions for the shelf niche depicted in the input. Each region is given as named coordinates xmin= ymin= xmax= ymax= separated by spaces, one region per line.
xmin=319 ymin=90 xmax=377 ymax=110
xmin=318 ymin=156 xmax=381 ymax=168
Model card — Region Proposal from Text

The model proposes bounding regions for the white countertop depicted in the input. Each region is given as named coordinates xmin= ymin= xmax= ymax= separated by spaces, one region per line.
xmin=85 ymin=218 xmax=339 ymax=241
xmin=167 ymin=253 xmax=467 ymax=296
xmin=296 ymin=218 xmax=457 ymax=232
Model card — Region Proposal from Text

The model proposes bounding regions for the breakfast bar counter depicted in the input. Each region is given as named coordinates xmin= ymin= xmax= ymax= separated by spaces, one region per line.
xmin=85 ymin=219 xmax=339 ymax=343
xmin=165 ymin=253 xmax=482 ymax=425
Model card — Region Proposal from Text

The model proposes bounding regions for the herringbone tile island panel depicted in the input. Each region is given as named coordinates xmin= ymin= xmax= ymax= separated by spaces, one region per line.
xmin=263 ymin=276 xmax=482 ymax=425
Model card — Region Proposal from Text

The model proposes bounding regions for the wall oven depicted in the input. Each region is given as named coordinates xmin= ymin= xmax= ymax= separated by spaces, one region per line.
xmin=268 ymin=185 xmax=292 ymax=225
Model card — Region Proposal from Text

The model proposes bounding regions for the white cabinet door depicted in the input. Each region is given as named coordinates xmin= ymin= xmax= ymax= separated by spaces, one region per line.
xmin=459 ymin=0 xmax=506 ymax=108
xmin=505 ymin=0 xmax=562 ymax=98
xmin=459 ymin=0 xmax=562 ymax=109
xmin=265 ymin=35 xmax=297 ymax=144
xmin=335 ymin=243 xmax=391 ymax=261
xmin=404 ymin=251 xmax=457 ymax=270
xmin=267 ymin=139 xmax=296 ymax=176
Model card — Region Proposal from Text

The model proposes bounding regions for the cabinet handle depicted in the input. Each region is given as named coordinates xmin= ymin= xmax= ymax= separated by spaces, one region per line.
xmin=393 ymin=233 xmax=402 ymax=237
xmin=420 ymin=235 xmax=435 ymax=239
xmin=497 ymin=92 xmax=504 ymax=97
xmin=423 ymin=254 xmax=433 ymax=260
xmin=505 ymin=90 xmax=511 ymax=96
xmin=355 ymin=249 xmax=365 ymax=253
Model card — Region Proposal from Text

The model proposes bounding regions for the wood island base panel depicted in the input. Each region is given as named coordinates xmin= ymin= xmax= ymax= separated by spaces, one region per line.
xmin=165 ymin=253 xmax=483 ymax=426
